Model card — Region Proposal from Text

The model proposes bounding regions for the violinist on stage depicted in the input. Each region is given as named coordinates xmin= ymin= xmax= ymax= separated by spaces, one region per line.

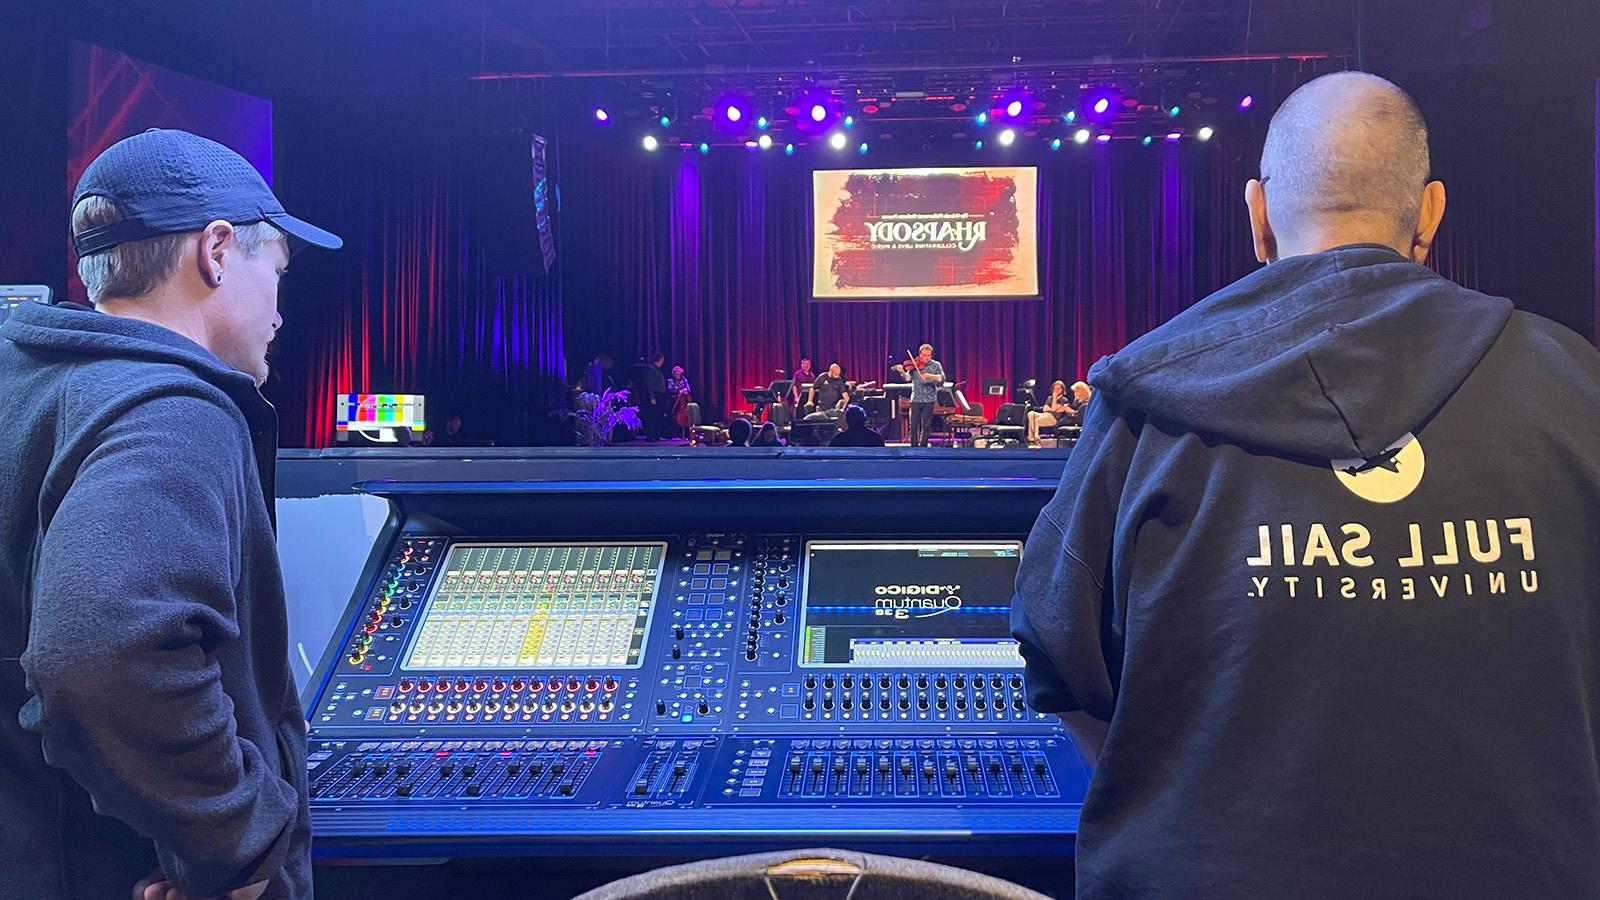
xmin=891 ymin=343 xmax=944 ymax=448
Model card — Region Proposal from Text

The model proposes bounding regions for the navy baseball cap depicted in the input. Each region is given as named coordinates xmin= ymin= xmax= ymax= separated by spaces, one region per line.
xmin=71 ymin=128 xmax=342 ymax=256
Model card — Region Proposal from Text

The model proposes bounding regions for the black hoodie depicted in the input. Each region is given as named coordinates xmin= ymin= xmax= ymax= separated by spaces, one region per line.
xmin=0 ymin=302 xmax=310 ymax=899
xmin=1013 ymin=245 xmax=1600 ymax=899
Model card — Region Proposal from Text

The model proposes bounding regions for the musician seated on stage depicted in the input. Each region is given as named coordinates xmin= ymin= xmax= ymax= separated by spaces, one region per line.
xmin=1013 ymin=71 xmax=1600 ymax=899
xmin=1027 ymin=380 xmax=1072 ymax=444
xmin=806 ymin=362 xmax=850 ymax=417
xmin=667 ymin=365 xmax=691 ymax=396
xmin=828 ymin=404 xmax=886 ymax=448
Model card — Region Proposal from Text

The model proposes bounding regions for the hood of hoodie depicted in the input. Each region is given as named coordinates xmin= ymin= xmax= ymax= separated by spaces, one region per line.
xmin=2 ymin=300 xmax=264 ymax=402
xmin=1088 ymin=244 xmax=1513 ymax=461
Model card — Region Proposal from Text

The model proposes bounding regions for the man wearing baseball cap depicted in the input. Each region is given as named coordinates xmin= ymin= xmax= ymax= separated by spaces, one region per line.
xmin=0 ymin=129 xmax=341 ymax=900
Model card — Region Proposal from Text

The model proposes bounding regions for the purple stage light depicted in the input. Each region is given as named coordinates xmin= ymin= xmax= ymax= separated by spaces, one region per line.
xmin=793 ymin=88 xmax=839 ymax=134
xmin=594 ymin=107 xmax=610 ymax=123
xmin=1095 ymin=133 xmax=1112 ymax=144
xmin=997 ymin=87 xmax=1032 ymax=123
xmin=1239 ymin=94 xmax=1255 ymax=110
xmin=713 ymin=94 xmax=755 ymax=133
xmin=1084 ymin=88 xmax=1120 ymax=121
xmin=1165 ymin=131 xmax=1182 ymax=143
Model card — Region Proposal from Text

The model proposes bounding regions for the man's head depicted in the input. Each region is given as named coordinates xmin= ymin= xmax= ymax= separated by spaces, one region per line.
xmin=727 ymin=418 xmax=753 ymax=446
xmin=917 ymin=344 xmax=933 ymax=363
xmin=827 ymin=362 xmax=842 ymax=378
xmin=799 ymin=357 xmax=813 ymax=371
xmin=1071 ymin=381 xmax=1092 ymax=403
xmin=1248 ymin=72 xmax=1444 ymax=264
xmin=70 ymin=130 xmax=340 ymax=386
xmin=446 ymin=415 xmax=462 ymax=433
xmin=651 ymin=352 xmax=665 ymax=366
xmin=844 ymin=404 xmax=868 ymax=429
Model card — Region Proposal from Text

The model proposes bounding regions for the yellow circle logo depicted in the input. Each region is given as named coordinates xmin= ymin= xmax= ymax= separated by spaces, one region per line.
xmin=1331 ymin=433 xmax=1425 ymax=503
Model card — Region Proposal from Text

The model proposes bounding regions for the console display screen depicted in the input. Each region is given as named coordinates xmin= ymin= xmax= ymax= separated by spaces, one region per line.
xmin=403 ymin=543 xmax=665 ymax=670
xmin=798 ymin=541 xmax=1023 ymax=667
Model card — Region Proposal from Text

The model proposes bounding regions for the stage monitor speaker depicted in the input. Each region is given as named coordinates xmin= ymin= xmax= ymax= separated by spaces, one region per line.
xmin=789 ymin=420 xmax=836 ymax=446
xmin=982 ymin=378 xmax=1007 ymax=398
xmin=862 ymin=397 xmax=893 ymax=420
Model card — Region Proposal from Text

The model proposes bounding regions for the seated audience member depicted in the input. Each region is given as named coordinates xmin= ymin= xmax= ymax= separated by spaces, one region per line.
xmin=725 ymin=418 xmax=753 ymax=447
xmin=1013 ymin=71 xmax=1600 ymax=899
xmin=828 ymin=405 xmax=886 ymax=448
xmin=752 ymin=421 xmax=783 ymax=446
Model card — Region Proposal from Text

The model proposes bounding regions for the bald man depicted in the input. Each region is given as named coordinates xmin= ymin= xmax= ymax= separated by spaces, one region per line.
xmin=1014 ymin=72 xmax=1600 ymax=899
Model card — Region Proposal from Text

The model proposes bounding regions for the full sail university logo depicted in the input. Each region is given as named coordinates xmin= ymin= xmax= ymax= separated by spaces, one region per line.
xmin=1331 ymin=433 xmax=1425 ymax=504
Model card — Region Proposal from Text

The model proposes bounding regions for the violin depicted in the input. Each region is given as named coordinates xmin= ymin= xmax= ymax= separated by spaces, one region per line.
xmin=894 ymin=351 xmax=927 ymax=373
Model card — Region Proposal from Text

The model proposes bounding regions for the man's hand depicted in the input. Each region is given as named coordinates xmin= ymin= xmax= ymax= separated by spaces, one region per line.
xmin=133 ymin=869 xmax=269 ymax=900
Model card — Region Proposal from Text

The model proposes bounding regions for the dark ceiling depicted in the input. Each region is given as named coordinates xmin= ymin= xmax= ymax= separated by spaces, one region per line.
xmin=70 ymin=0 xmax=1368 ymax=102
xmin=67 ymin=0 xmax=1595 ymax=131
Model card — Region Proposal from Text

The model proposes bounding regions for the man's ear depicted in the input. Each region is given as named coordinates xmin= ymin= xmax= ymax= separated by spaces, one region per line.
xmin=1245 ymin=179 xmax=1277 ymax=264
xmin=194 ymin=219 xmax=236 ymax=288
xmin=1410 ymin=180 xmax=1446 ymax=264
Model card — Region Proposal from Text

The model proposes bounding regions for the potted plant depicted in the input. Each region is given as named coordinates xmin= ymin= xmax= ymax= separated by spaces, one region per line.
xmin=568 ymin=387 xmax=642 ymax=447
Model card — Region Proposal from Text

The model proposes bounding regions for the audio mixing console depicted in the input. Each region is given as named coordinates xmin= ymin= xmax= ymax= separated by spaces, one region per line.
xmin=303 ymin=480 xmax=1087 ymax=858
